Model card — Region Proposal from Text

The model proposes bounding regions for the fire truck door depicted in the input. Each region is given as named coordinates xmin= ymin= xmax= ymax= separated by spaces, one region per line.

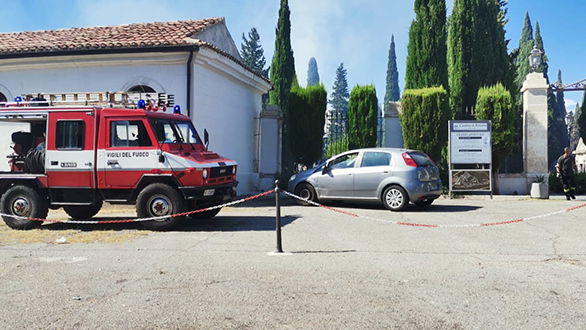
xmin=46 ymin=111 xmax=96 ymax=188
xmin=97 ymin=118 xmax=159 ymax=189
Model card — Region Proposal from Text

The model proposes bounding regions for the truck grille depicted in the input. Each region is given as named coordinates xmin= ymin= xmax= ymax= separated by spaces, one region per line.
xmin=210 ymin=166 xmax=233 ymax=178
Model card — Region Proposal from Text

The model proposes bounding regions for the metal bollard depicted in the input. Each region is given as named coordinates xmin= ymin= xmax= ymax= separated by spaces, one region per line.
xmin=274 ymin=180 xmax=283 ymax=253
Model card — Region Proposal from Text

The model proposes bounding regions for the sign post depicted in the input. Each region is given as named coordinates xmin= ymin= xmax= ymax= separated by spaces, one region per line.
xmin=448 ymin=120 xmax=493 ymax=198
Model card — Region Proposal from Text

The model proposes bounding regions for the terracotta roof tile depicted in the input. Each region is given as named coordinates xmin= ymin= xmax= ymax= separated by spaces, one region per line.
xmin=0 ymin=18 xmax=224 ymax=54
xmin=0 ymin=17 xmax=270 ymax=83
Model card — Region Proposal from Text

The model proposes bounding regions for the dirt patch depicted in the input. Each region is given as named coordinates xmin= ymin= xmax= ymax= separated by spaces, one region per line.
xmin=0 ymin=204 xmax=148 ymax=246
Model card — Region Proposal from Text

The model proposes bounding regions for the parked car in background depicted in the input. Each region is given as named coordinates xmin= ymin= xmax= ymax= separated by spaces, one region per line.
xmin=287 ymin=148 xmax=441 ymax=211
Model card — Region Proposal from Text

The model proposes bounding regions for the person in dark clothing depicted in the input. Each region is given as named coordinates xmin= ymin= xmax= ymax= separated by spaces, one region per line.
xmin=556 ymin=147 xmax=578 ymax=200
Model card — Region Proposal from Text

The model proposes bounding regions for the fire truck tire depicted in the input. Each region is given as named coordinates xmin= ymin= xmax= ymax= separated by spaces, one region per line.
xmin=189 ymin=207 xmax=222 ymax=220
xmin=0 ymin=185 xmax=47 ymax=230
xmin=63 ymin=201 xmax=103 ymax=220
xmin=137 ymin=183 xmax=186 ymax=231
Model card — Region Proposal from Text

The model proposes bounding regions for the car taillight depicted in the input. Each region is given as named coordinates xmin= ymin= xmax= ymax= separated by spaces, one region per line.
xmin=402 ymin=152 xmax=418 ymax=167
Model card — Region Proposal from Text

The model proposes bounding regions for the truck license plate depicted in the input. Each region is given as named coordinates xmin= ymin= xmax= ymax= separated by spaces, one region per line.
xmin=203 ymin=189 xmax=215 ymax=196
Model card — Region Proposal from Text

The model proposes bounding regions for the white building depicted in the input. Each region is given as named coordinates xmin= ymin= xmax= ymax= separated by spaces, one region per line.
xmin=575 ymin=138 xmax=586 ymax=173
xmin=0 ymin=18 xmax=277 ymax=193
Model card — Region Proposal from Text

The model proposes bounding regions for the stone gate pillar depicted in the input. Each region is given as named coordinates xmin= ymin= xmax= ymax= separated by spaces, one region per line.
xmin=381 ymin=101 xmax=403 ymax=148
xmin=521 ymin=72 xmax=549 ymax=191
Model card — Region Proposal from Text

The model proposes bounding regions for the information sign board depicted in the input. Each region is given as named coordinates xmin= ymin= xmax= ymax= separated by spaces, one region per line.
xmin=449 ymin=120 xmax=492 ymax=164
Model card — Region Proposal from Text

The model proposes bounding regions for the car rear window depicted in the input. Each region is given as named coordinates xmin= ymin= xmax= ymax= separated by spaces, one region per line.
xmin=409 ymin=152 xmax=434 ymax=167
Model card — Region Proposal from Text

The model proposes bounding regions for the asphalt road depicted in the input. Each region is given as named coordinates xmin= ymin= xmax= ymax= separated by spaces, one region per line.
xmin=1 ymin=195 xmax=585 ymax=329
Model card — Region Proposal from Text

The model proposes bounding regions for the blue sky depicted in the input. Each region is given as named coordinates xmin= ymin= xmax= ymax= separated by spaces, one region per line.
xmin=1 ymin=0 xmax=584 ymax=112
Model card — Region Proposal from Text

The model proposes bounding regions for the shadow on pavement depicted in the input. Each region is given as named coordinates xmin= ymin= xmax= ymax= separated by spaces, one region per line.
xmin=317 ymin=201 xmax=482 ymax=213
xmin=41 ymin=215 xmax=299 ymax=232
xmin=291 ymin=250 xmax=357 ymax=254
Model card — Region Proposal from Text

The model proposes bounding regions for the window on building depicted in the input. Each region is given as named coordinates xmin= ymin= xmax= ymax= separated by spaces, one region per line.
xmin=56 ymin=121 xmax=84 ymax=149
xmin=361 ymin=152 xmax=392 ymax=167
xmin=110 ymin=120 xmax=152 ymax=147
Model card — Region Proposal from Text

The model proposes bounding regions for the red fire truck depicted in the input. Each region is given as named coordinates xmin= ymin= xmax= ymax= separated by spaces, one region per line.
xmin=0 ymin=92 xmax=237 ymax=230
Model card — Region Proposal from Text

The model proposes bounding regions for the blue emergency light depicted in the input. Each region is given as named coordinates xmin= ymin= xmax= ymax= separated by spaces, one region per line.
xmin=14 ymin=96 xmax=22 ymax=103
xmin=173 ymin=105 xmax=181 ymax=114
xmin=137 ymin=99 xmax=146 ymax=109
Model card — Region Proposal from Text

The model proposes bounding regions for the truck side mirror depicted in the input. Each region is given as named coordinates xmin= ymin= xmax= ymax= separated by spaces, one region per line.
xmin=204 ymin=129 xmax=209 ymax=150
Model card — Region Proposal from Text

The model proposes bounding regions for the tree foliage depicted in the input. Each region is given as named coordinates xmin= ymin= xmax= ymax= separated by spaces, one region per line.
xmin=269 ymin=0 xmax=296 ymax=167
xmin=474 ymin=84 xmax=515 ymax=172
xmin=347 ymin=85 xmax=378 ymax=150
xmin=288 ymin=84 xmax=327 ymax=167
xmin=329 ymin=62 xmax=349 ymax=113
xmin=448 ymin=0 xmax=510 ymax=119
xmin=405 ymin=0 xmax=448 ymax=90
xmin=384 ymin=35 xmax=400 ymax=103
xmin=579 ymin=92 xmax=586 ymax=142
xmin=307 ymin=57 xmax=320 ymax=87
xmin=400 ymin=87 xmax=449 ymax=163
xmin=240 ymin=27 xmax=268 ymax=76
xmin=325 ymin=134 xmax=349 ymax=159
xmin=513 ymin=12 xmax=535 ymax=102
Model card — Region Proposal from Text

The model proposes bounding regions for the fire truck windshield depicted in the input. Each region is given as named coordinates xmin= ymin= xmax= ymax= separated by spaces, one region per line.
xmin=150 ymin=118 xmax=202 ymax=144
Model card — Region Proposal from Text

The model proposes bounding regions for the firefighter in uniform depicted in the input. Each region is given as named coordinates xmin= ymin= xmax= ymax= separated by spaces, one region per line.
xmin=556 ymin=147 xmax=578 ymax=200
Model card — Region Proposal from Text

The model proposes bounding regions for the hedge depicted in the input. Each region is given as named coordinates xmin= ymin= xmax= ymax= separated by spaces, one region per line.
xmin=400 ymin=86 xmax=449 ymax=164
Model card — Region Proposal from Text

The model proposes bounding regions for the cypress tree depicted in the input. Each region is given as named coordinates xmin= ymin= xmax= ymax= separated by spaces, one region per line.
xmin=307 ymin=57 xmax=320 ymax=87
xmin=384 ymin=35 xmax=400 ymax=103
xmin=513 ymin=12 xmax=534 ymax=99
xmin=448 ymin=0 xmax=510 ymax=119
xmin=269 ymin=0 xmax=296 ymax=167
xmin=405 ymin=0 xmax=448 ymax=90
xmin=288 ymin=84 xmax=327 ymax=166
xmin=347 ymin=85 xmax=378 ymax=149
xmin=240 ymin=27 xmax=268 ymax=76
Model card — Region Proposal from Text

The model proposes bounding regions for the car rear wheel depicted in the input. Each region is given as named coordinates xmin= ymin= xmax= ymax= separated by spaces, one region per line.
xmin=294 ymin=183 xmax=317 ymax=206
xmin=382 ymin=185 xmax=409 ymax=211
xmin=137 ymin=183 xmax=186 ymax=231
xmin=414 ymin=199 xmax=434 ymax=207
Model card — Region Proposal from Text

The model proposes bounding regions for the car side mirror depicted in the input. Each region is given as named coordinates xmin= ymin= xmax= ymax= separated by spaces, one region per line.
xmin=158 ymin=154 xmax=165 ymax=163
xmin=204 ymin=129 xmax=209 ymax=150
xmin=322 ymin=163 xmax=329 ymax=174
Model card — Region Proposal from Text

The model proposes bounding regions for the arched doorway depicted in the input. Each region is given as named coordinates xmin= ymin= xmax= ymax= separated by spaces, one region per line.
xmin=127 ymin=85 xmax=156 ymax=93
xmin=0 ymin=92 xmax=7 ymax=103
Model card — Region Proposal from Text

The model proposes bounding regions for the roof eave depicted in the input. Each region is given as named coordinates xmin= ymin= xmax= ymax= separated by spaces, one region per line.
xmin=0 ymin=44 xmax=200 ymax=60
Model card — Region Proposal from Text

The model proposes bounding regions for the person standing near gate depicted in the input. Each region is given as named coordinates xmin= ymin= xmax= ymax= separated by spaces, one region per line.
xmin=556 ymin=147 xmax=578 ymax=200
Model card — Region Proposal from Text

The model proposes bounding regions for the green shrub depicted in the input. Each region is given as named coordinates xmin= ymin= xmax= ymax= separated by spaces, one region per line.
xmin=348 ymin=85 xmax=378 ymax=149
xmin=325 ymin=134 xmax=349 ymax=159
xmin=400 ymin=86 xmax=449 ymax=164
xmin=474 ymin=84 xmax=515 ymax=172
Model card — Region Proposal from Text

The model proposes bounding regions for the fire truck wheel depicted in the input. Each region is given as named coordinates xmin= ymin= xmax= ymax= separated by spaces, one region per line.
xmin=137 ymin=183 xmax=186 ymax=231
xmin=189 ymin=207 xmax=222 ymax=220
xmin=0 ymin=185 xmax=47 ymax=230
xmin=63 ymin=201 xmax=103 ymax=220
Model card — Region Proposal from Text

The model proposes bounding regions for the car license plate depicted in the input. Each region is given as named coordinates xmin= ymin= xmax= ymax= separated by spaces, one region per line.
xmin=203 ymin=189 xmax=215 ymax=196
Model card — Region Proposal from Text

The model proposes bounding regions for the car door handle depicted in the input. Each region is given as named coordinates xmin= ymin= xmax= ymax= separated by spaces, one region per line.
xmin=107 ymin=160 xmax=119 ymax=166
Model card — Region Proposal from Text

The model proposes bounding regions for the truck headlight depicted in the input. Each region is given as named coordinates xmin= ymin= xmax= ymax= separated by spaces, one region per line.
xmin=202 ymin=169 xmax=208 ymax=179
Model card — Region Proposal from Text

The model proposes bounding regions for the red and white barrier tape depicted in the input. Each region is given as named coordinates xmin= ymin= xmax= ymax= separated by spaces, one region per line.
xmin=0 ymin=189 xmax=275 ymax=224
xmin=281 ymin=190 xmax=586 ymax=228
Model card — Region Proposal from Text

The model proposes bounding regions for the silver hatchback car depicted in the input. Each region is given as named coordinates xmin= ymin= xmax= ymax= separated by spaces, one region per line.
xmin=287 ymin=148 xmax=442 ymax=211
